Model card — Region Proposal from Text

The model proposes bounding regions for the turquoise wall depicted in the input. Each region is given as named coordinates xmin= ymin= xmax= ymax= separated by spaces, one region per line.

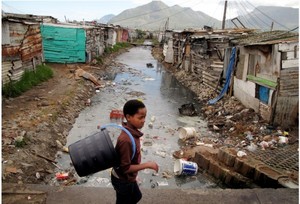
xmin=41 ymin=25 xmax=86 ymax=63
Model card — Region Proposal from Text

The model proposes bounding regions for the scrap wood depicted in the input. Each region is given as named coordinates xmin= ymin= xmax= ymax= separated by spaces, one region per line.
xmin=30 ymin=150 xmax=57 ymax=164
xmin=75 ymin=68 xmax=101 ymax=86
xmin=2 ymin=189 xmax=46 ymax=195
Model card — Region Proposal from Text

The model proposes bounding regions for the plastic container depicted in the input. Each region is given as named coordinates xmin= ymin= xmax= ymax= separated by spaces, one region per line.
xmin=178 ymin=127 xmax=196 ymax=140
xmin=68 ymin=124 xmax=135 ymax=177
xmin=110 ymin=110 xmax=124 ymax=120
xmin=174 ymin=159 xmax=198 ymax=176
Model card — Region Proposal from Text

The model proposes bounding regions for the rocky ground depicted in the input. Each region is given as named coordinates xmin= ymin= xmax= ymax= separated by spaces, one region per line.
xmin=2 ymin=49 xmax=128 ymax=185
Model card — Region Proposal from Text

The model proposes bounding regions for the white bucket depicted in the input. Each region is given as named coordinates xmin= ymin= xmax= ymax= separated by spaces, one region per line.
xmin=174 ymin=159 xmax=198 ymax=176
xmin=178 ymin=127 xmax=196 ymax=140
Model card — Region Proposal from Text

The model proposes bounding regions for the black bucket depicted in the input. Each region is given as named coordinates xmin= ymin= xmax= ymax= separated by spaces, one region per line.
xmin=68 ymin=124 xmax=135 ymax=177
xmin=68 ymin=129 xmax=119 ymax=177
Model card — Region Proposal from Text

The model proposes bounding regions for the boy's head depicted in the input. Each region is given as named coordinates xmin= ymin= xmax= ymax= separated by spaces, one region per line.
xmin=123 ymin=99 xmax=147 ymax=129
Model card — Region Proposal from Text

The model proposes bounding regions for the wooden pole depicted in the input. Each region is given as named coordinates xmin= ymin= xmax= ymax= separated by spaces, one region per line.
xmin=222 ymin=0 xmax=228 ymax=30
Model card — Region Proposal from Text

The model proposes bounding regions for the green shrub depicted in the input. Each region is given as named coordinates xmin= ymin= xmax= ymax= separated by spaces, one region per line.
xmin=104 ymin=42 xmax=130 ymax=54
xmin=2 ymin=64 xmax=54 ymax=98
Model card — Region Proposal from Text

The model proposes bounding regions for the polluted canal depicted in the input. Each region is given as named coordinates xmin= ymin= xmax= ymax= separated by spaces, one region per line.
xmin=56 ymin=43 xmax=220 ymax=189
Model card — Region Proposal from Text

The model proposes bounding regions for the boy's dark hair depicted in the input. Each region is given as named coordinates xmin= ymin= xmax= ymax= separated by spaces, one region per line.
xmin=123 ymin=100 xmax=145 ymax=117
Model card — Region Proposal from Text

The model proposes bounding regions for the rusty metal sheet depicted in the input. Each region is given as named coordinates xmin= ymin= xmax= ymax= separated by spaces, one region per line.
xmin=2 ymin=46 xmax=20 ymax=57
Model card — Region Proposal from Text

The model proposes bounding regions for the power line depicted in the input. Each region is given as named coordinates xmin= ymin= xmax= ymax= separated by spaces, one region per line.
xmin=241 ymin=1 xmax=273 ymax=29
xmin=234 ymin=1 xmax=258 ymax=29
xmin=245 ymin=0 xmax=291 ymax=30
xmin=2 ymin=2 xmax=26 ymax=14
xmin=238 ymin=1 xmax=263 ymax=29
xmin=205 ymin=1 xmax=222 ymax=27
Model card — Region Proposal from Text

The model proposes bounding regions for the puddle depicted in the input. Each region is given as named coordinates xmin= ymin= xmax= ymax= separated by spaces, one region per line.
xmin=56 ymin=42 xmax=219 ymax=189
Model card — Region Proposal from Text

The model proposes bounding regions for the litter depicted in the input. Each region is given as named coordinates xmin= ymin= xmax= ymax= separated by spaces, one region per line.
xmin=278 ymin=136 xmax=288 ymax=144
xmin=162 ymin=171 xmax=173 ymax=179
xmin=246 ymin=143 xmax=257 ymax=152
xmin=156 ymin=179 xmax=169 ymax=186
xmin=110 ymin=110 xmax=124 ymax=120
xmin=195 ymin=142 xmax=213 ymax=148
xmin=237 ymin=151 xmax=247 ymax=158
xmin=55 ymin=172 xmax=69 ymax=180
xmin=96 ymin=178 xmax=110 ymax=184
xmin=143 ymin=140 xmax=153 ymax=146
xmin=260 ymin=141 xmax=269 ymax=150
xmin=155 ymin=151 xmax=167 ymax=158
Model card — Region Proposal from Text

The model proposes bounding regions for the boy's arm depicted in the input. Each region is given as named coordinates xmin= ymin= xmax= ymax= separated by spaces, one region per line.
xmin=125 ymin=161 xmax=159 ymax=174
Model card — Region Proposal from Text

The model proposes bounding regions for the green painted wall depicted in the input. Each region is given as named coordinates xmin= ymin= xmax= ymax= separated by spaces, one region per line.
xmin=41 ymin=25 xmax=86 ymax=63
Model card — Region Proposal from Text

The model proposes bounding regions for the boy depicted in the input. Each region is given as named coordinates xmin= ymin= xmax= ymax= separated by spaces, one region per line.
xmin=111 ymin=99 xmax=159 ymax=204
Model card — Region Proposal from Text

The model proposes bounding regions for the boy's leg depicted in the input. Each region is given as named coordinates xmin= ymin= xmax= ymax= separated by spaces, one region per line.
xmin=111 ymin=175 xmax=142 ymax=204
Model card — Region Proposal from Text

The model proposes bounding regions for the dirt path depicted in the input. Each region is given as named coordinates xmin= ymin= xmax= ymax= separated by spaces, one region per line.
xmin=2 ymin=50 xmax=127 ymax=184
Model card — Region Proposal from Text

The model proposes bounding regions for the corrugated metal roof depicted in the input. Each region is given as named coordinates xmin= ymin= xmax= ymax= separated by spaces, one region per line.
xmin=232 ymin=31 xmax=299 ymax=46
xmin=42 ymin=22 xmax=94 ymax=29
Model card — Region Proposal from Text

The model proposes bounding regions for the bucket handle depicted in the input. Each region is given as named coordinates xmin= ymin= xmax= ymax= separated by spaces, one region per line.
xmin=100 ymin=123 xmax=136 ymax=161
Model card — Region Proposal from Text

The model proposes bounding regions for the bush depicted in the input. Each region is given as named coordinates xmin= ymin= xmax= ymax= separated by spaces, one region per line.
xmin=104 ymin=42 xmax=130 ymax=54
xmin=2 ymin=64 xmax=54 ymax=98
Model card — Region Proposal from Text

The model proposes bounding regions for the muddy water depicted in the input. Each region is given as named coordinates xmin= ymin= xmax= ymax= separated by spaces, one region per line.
xmin=56 ymin=44 xmax=219 ymax=189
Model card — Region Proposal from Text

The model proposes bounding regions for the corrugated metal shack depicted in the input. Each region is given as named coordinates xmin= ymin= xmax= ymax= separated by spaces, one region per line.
xmin=85 ymin=26 xmax=106 ymax=62
xmin=41 ymin=23 xmax=87 ymax=63
xmin=164 ymin=28 xmax=254 ymax=90
xmin=232 ymin=31 xmax=299 ymax=128
xmin=1 ymin=12 xmax=57 ymax=85
xmin=115 ymin=25 xmax=129 ymax=43
xmin=105 ymin=25 xmax=117 ymax=48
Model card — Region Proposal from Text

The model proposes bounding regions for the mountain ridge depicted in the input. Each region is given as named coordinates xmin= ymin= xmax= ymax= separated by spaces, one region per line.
xmin=99 ymin=1 xmax=298 ymax=31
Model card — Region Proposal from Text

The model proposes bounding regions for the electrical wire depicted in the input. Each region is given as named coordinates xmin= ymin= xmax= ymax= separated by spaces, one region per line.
xmin=245 ymin=0 xmax=292 ymax=30
xmin=234 ymin=1 xmax=257 ymax=29
xmin=2 ymin=2 xmax=26 ymax=14
xmin=240 ymin=1 xmax=272 ymax=29
xmin=205 ymin=1 xmax=222 ymax=27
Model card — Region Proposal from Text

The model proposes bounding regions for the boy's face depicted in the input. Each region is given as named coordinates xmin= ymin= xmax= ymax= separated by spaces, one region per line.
xmin=126 ymin=107 xmax=147 ymax=129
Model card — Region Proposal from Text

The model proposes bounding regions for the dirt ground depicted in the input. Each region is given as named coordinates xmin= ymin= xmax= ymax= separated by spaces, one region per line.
xmin=2 ymin=50 xmax=127 ymax=185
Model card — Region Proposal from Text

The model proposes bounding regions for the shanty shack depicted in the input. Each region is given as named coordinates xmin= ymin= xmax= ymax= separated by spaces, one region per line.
xmin=105 ymin=26 xmax=117 ymax=48
xmin=41 ymin=23 xmax=87 ymax=63
xmin=232 ymin=31 xmax=299 ymax=128
xmin=1 ymin=12 xmax=57 ymax=85
xmin=115 ymin=26 xmax=129 ymax=43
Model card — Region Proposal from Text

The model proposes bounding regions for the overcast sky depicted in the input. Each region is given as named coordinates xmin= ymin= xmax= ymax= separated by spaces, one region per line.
xmin=2 ymin=0 xmax=299 ymax=22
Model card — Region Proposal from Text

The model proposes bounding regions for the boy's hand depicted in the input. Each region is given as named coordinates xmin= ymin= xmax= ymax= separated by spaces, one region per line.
xmin=147 ymin=161 xmax=159 ymax=172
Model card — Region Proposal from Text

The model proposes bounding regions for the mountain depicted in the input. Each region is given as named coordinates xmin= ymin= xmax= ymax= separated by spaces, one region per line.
xmin=226 ymin=6 xmax=299 ymax=31
xmin=98 ymin=14 xmax=115 ymax=24
xmin=108 ymin=1 xmax=221 ymax=30
xmin=107 ymin=1 xmax=298 ymax=31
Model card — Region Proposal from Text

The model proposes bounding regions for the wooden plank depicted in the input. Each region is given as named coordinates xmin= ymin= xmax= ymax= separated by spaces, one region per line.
xmin=274 ymin=96 xmax=298 ymax=128
xmin=285 ymin=51 xmax=299 ymax=60
xmin=278 ymin=43 xmax=298 ymax=52
xmin=282 ymin=59 xmax=299 ymax=69
xmin=202 ymin=71 xmax=219 ymax=80
xmin=242 ymin=54 xmax=249 ymax=81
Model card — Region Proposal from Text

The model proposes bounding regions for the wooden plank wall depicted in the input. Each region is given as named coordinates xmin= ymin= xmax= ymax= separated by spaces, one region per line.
xmin=273 ymin=42 xmax=299 ymax=128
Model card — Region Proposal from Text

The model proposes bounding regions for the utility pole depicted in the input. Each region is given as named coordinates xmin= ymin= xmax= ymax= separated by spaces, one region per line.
xmin=222 ymin=0 xmax=228 ymax=30
xmin=164 ymin=17 xmax=169 ymax=31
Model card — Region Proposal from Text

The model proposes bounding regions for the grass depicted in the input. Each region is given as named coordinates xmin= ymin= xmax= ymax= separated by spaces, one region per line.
xmin=104 ymin=42 xmax=130 ymax=54
xmin=2 ymin=64 xmax=54 ymax=98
